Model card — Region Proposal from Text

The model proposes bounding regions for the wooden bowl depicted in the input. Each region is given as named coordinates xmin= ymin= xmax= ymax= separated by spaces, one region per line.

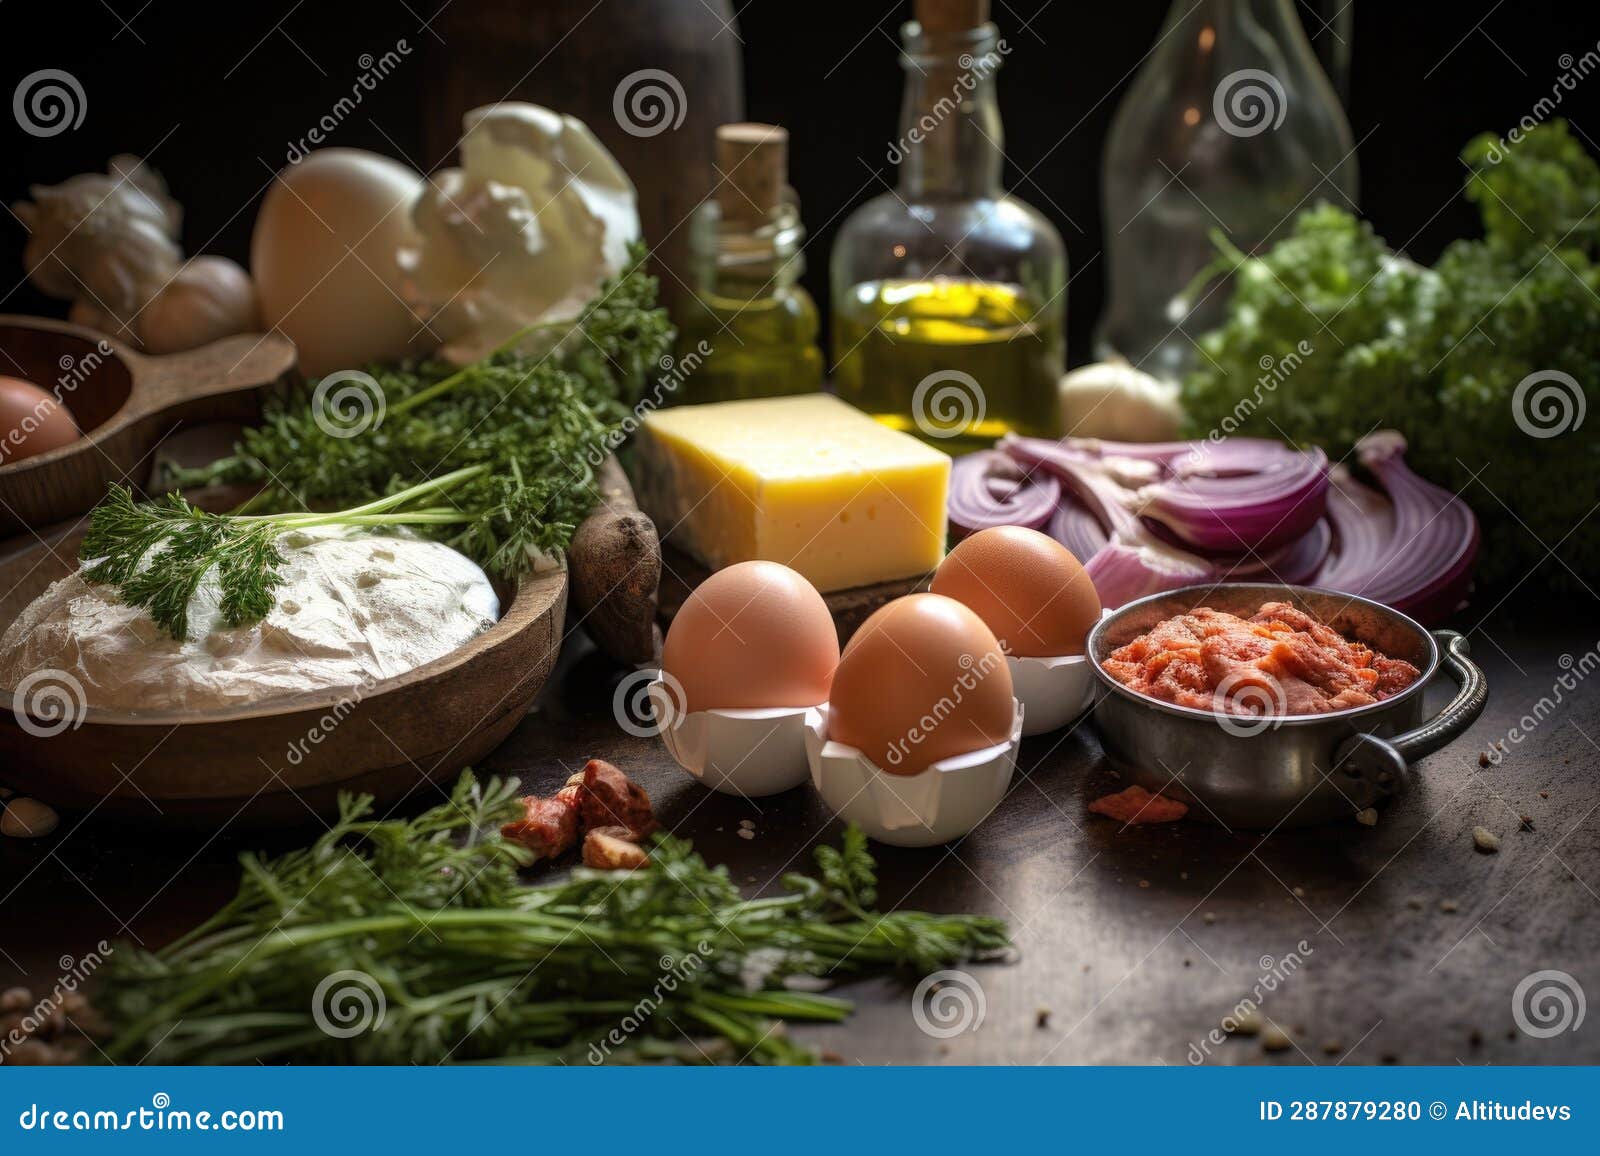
xmin=0 ymin=511 xmax=566 ymax=826
xmin=0 ymin=316 xmax=297 ymax=537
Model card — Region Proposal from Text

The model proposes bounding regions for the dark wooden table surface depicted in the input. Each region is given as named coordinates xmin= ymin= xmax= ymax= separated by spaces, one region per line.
xmin=4 ymin=603 xmax=1597 ymax=1065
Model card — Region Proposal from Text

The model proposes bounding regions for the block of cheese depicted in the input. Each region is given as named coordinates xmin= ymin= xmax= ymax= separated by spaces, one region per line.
xmin=635 ymin=394 xmax=950 ymax=592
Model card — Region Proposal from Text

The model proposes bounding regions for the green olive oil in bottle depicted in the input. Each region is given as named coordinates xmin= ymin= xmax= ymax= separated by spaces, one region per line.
xmin=830 ymin=0 xmax=1066 ymax=449
xmin=671 ymin=123 xmax=824 ymax=404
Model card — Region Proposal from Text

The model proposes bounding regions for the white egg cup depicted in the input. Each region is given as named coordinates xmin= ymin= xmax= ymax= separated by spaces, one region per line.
xmin=803 ymin=700 xmax=1024 ymax=847
xmin=1007 ymin=609 xmax=1112 ymax=736
xmin=649 ymin=677 xmax=813 ymax=798
xmin=1008 ymin=653 xmax=1095 ymax=736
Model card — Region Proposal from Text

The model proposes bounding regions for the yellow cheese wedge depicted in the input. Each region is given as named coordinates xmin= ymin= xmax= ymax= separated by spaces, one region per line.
xmin=635 ymin=394 xmax=950 ymax=592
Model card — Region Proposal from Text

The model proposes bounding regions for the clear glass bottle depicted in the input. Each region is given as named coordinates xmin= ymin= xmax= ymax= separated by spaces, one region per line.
xmin=672 ymin=123 xmax=824 ymax=404
xmin=1095 ymin=0 xmax=1358 ymax=381
xmin=830 ymin=1 xmax=1066 ymax=450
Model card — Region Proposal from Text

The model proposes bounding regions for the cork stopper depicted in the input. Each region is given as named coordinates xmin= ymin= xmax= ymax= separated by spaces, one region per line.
xmin=914 ymin=0 xmax=990 ymax=35
xmin=715 ymin=123 xmax=788 ymax=225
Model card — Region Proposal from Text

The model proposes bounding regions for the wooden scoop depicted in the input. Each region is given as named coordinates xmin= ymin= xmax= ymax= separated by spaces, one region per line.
xmin=0 ymin=315 xmax=297 ymax=537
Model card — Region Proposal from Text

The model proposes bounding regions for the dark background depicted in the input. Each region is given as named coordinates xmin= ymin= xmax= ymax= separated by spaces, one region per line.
xmin=0 ymin=0 xmax=1593 ymax=360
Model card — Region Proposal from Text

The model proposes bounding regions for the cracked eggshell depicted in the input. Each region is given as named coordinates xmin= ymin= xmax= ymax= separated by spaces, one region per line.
xmin=252 ymin=149 xmax=429 ymax=376
xmin=402 ymin=102 xmax=641 ymax=363
xmin=651 ymin=676 xmax=811 ymax=798
xmin=804 ymin=701 xmax=1023 ymax=847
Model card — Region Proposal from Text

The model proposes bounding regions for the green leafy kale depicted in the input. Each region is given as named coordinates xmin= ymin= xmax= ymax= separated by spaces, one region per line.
xmin=1182 ymin=120 xmax=1600 ymax=589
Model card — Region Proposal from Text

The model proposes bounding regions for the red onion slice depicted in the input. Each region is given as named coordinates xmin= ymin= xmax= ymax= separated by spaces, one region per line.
xmin=948 ymin=450 xmax=1062 ymax=537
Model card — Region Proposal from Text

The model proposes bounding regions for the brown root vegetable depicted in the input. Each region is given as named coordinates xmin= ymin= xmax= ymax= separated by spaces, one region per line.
xmin=582 ymin=827 xmax=649 ymax=870
xmin=568 ymin=456 xmax=661 ymax=664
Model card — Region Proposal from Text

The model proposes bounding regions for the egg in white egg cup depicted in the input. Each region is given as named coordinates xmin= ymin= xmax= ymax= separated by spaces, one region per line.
xmin=802 ymin=700 xmax=1024 ymax=847
xmin=648 ymin=675 xmax=813 ymax=798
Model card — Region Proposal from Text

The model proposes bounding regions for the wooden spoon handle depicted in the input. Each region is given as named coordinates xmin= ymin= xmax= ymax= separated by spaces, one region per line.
xmin=123 ymin=331 xmax=297 ymax=418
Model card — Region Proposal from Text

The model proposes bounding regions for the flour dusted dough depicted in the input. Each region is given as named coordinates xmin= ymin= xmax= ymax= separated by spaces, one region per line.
xmin=0 ymin=528 xmax=500 ymax=713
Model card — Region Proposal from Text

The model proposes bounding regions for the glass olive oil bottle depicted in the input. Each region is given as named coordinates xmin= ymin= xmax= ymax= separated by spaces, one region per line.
xmin=672 ymin=124 xmax=824 ymax=404
xmin=831 ymin=0 xmax=1066 ymax=450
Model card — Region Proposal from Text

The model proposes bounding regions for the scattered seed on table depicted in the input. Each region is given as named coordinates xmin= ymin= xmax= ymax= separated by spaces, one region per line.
xmin=1440 ymin=898 xmax=1459 ymax=913
xmin=1356 ymin=808 xmax=1379 ymax=827
xmin=1321 ymin=1039 xmax=1343 ymax=1055
xmin=737 ymin=828 xmax=754 ymax=840
xmin=738 ymin=819 xmax=754 ymax=830
xmin=1035 ymin=1007 xmax=1051 ymax=1029
xmin=1519 ymin=815 xmax=1535 ymax=832
xmin=1539 ymin=790 xmax=1549 ymax=798
xmin=1472 ymin=826 xmax=1501 ymax=853
xmin=1229 ymin=1011 xmax=1262 ymax=1036
xmin=1478 ymin=751 xmax=1491 ymax=767
xmin=1261 ymin=1025 xmax=1292 ymax=1052
xmin=1406 ymin=897 xmax=1424 ymax=910
xmin=1203 ymin=912 xmax=1216 ymax=924
xmin=1292 ymin=886 xmax=1305 ymax=898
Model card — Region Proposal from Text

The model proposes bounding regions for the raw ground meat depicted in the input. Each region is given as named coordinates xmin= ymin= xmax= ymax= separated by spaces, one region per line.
xmin=1103 ymin=601 xmax=1420 ymax=717
xmin=1088 ymin=785 xmax=1190 ymax=824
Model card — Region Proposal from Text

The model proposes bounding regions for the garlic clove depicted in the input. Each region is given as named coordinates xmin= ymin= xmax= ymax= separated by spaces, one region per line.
xmin=139 ymin=256 xmax=261 ymax=355
xmin=1 ymin=796 xmax=60 ymax=839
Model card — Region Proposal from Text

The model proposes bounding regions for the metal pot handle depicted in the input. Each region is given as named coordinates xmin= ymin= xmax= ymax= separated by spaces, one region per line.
xmin=1333 ymin=630 xmax=1488 ymax=799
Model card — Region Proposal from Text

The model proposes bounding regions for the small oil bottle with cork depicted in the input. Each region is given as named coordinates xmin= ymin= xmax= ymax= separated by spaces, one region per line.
xmin=830 ymin=0 xmax=1067 ymax=448
xmin=671 ymin=123 xmax=825 ymax=404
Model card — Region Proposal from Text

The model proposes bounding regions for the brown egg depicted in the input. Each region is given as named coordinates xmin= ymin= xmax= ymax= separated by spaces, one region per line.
xmin=830 ymin=593 xmax=1015 ymax=776
xmin=0 ymin=376 xmax=79 ymax=464
xmin=931 ymin=526 xmax=1102 ymax=657
xmin=661 ymin=560 xmax=839 ymax=713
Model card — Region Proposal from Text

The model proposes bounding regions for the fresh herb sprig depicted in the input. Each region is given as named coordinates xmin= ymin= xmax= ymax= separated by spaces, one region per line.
xmin=87 ymin=253 xmax=672 ymax=640
xmin=94 ymin=773 xmax=1009 ymax=1065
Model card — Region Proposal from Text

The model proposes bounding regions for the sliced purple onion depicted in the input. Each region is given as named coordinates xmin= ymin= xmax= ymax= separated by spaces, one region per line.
xmin=1318 ymin=432 xmax=1479 ymax=624
xmin=947 ymin=450 xmax=1062 ymax=538
xmin=964 ymin=429 xmax=1477 ymax=621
